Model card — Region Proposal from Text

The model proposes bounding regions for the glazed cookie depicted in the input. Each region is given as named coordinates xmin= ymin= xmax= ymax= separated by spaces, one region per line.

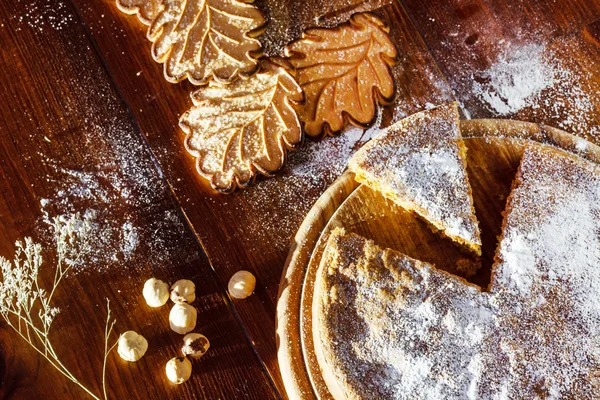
xmin=148 ymin=0 xmax=266 ymax=85
xmin=179 ymin=58 xmax=304 ymax=192
xmin=116 ymin=0 xmax=163 ymax=25
xmin=285 ymin=12 xmax=398 ymax=137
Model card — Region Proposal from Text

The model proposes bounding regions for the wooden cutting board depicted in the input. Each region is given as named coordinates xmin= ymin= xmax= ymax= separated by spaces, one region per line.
xmin=276 ymin=118 xmax=600 ymax=399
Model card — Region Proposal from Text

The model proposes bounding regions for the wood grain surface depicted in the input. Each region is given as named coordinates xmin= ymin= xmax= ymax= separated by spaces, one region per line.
xmin=0 ymin=0 xmax=599 ymax=399
xmin=0 ymin=1 xmax=278 ymax=399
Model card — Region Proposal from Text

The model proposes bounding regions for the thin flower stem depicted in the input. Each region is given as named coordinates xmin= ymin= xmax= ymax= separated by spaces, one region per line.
xmin=102 ymin=299 xmax=117 ymax=400
xmin=52 ymin=258 xmax=61 ymax=290
xmin=23 ymin=314 xmax=34 ymax=344
xmin=103 ymin=338 xmax=118 ymax=400
xmin=47 ymin=265 xmax=71 ymax=306
xmin=6 ymin=313 xmax=77 ymax=382
xmin=5 ymin=309 xmax=46 ymax=337
xmin=31 ymin=273 xmax=49 ymax=331
xmin=22 ymin=308 xmax=49 ymax=352
xmin=9 ymin=320 xmax=102 ymax=400
xmin=103 ymin=331 xmax=118 ymax=400
xmin=11 ymin=324 xmax=68 ymax=375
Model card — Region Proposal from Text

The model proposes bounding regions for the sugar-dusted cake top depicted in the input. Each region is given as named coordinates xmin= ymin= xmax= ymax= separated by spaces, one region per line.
xmin=489 ymin=145 xmax=600 ymax=397
xmin=348 ymin=103 xmax=481 ymax=254
xmin=315 ymin=145 xmax=600 ymax=399
xmin=313 ymin=228 xmax=493 ymax=399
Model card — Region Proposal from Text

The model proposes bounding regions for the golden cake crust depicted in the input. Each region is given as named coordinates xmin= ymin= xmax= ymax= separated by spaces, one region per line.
xmin=348 ymin=103 xmax=482 ymax=255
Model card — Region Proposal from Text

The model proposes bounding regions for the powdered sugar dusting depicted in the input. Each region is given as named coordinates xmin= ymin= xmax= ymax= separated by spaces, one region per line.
xmin=291 ymin=112 xmax=383 ymax=181
xmin=120 ymin=221 xmax=139 ymax=260
xmin=12 ymin=0 xmax=75 ymax=32
xmin=349 ymin=104 xmax=481 ymax=252
xmin=470 ymin=41 xmax=600 ymax=138
xmin=235 ymin=112 xmax=384 ymax=251
xmin=28 ymin=38 xmax=198 ymax=273
xmin=472 ymin=44 xmax=555 ymax=115
xmin=495 ymin=234 xmax=538 ymax=292
xmin=316 ymin=230 xmax=496 ymax=399
xmin=494 ymin=146 xmax=600 ymax=323
xmin=318 ymin=147 xmax=600 ymax=400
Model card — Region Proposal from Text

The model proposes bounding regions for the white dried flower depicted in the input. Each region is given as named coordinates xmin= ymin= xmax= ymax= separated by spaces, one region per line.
xmin=228 ymin=270 xmax=256 ymax=299
xmin=0 ymin=213 xmax=118 ymax=400
xmin=166 ymin=357 xmax=192 ymax=384
xmin=143 ymin=278 xmax=169 ymax=307
xmin=170 ymin=279 xmax=196 ymax=303
xmin=169 ymin=303 xmax=197 ymax=335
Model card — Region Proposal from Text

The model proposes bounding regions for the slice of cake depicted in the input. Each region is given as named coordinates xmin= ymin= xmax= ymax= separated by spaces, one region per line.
xmin=313 ymin=228 xmax=495 ymax=399
xmin=488 ymin=145 xmax=600 ymax=397
xmin=348 ymin=103 xmax=481 ymax=255
xmin=314 ymin=145 xmax=600 ymax=399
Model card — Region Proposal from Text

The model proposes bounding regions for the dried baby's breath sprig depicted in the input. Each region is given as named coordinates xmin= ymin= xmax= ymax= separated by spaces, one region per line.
xmin=0 ymin=213 xmax=118 ymax=400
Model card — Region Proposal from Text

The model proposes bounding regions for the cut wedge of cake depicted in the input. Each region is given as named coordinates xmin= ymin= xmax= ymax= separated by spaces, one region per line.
xmin=348 ymin=103 xmax=481 ymax=255
xmin=314 ymin=145 xmax=600 ymax=399
xmin=313 ymin=227 xmax=491 ymax=399
xmin=488 ymin=146 xmax=600 ymax=398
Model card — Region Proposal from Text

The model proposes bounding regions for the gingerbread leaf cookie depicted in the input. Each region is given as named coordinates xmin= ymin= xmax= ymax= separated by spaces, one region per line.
xmin=148 ymin=0 xmax=266 ymax=85
xmin=285 ymin=12 xmax=398 ymax=137
xmin=116 ymin=0 xmax=163 ymax=25
xmin=179 ymin=59 xmax=305 ymax=192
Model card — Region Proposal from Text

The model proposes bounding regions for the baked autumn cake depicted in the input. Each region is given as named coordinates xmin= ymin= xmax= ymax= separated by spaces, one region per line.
xmin=314 ymin=145 xmax=600 ymax=399
xmin=348 ymin=103 xmax=482 ymax=255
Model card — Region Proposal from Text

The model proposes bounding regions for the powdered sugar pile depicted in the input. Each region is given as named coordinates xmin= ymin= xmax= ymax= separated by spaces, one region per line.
xmin=470 ymin=41 xmax=600 ymax=138
xmin=472 ymin=44 xmax=555 ymax=115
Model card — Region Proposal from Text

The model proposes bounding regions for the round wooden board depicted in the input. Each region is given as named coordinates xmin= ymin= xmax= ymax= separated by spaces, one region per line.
xmin=276 ymin=119 xmax=600 ymax=400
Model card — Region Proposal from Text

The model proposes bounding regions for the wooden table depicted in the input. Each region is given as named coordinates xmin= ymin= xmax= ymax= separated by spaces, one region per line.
xmin=0 ymin=0 xmax=599 ymax=399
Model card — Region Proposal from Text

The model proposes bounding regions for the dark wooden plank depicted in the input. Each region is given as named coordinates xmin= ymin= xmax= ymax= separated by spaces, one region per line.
xmin=68 ymin=0 xmax=455 ymax=396
xmin=0 ymin=1 xmax=277 ymax=399
xmin=399 ymin=0 xmax=600 ymax=143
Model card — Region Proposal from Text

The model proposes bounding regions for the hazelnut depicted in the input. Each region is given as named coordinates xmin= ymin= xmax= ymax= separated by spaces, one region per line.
xmin=165 ymin=357 xmax=192 ymax=384
xmin=143 ymin=278 xmax=170 ymax=307
xmin=228 ymin=270 xmax=256 ymax=299
xmin=117 ymin=331 xmax=148 ymax=362
xmin=169 ymin=302 xmax=197 ymax=335
xmin=182 ymin=333 xmax=210 ymax=359
xmin=170 ymin=279 xmax=196 ymax=303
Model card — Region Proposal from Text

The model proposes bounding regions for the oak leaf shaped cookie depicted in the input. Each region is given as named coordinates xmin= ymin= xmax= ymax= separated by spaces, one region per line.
xmin=179 ymin=59 xmax=305 ymax=192
xmin=285 ymin=12 xmax=398 ymax=137
xmin=116 ymin=0 xmax=163 ymax=25
xmin=148 ymin=0 xmax=265 ymax=85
